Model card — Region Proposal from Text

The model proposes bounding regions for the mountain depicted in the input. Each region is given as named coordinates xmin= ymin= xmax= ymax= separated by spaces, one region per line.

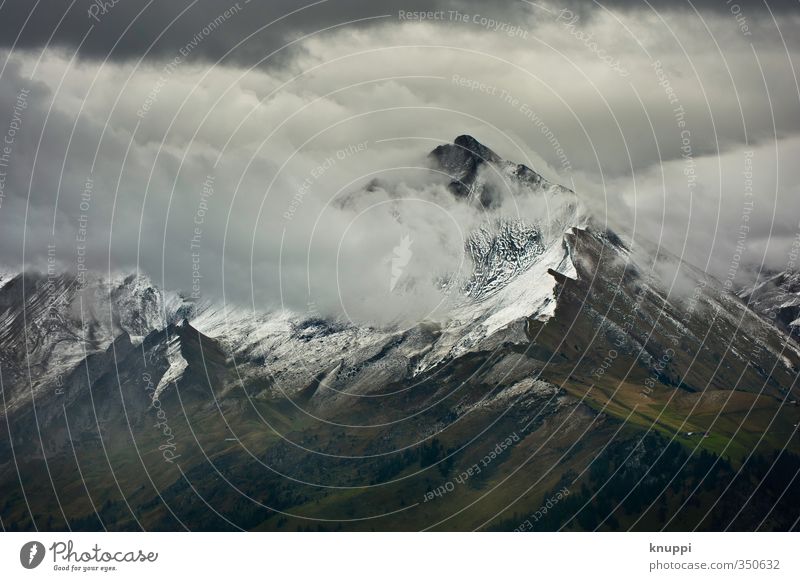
xmin=428 ymin=134 xmax=570 ymax=206
xmin=739 ymin=269 xmax=800 ymax=340
xmin=1 ymin=136 xmax=799 ymax=532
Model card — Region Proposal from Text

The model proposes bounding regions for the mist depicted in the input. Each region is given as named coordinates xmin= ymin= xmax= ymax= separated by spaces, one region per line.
xmin=1 ymin=2 xmax=799 ymax=322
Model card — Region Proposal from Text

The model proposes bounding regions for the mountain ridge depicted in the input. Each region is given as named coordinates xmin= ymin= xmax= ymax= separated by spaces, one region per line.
xmin=1 ymin=136 xmax=799 ymax=531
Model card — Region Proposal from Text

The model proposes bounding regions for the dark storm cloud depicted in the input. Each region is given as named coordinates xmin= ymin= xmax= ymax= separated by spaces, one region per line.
xmin=1 ymin=0 xmax=795 ymax=67
xmin=600 ymin=0 xmax=798 ymax=11
xmin=558 ymin=0 xmax=799 ymax=18
xmin=0 ymin=0 xmax=533 ymax=66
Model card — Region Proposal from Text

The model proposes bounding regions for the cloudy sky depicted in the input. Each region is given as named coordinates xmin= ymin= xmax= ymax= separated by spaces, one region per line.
xmin=1 ymin=0 xmax=799 ymax=321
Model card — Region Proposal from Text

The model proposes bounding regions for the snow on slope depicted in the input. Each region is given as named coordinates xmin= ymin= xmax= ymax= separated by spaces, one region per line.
xmin=154 ymin=327 xmax=189 ymax=400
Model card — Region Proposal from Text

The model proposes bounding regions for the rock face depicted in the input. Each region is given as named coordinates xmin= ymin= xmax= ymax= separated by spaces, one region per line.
xmin=429 ymin=134 xmax=503 ymax=199
xmin=428 ymin=134 xmax=564 ymax=207
xmin=1 ymin=136 xmax=799 ymax=532
xmin=739 ymin=269 xmax=800 ymax=340
xmin=464 ymin=220 xmax=545 ymax=300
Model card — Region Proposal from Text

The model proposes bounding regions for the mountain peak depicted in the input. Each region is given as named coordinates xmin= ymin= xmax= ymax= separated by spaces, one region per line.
xmin=428 ymin=135 xmax=558 ymax=207
xmin=428 ymin=135 xmax=502 ymax=200
xmin=452 ymin=134 xmax=502 ymax=163
xmin=429 ymin=135 xmax=501 ymax=168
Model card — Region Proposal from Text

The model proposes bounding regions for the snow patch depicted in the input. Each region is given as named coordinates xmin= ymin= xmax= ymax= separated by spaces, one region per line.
xmin=482 ymin=237 xmax=574 ymax=334
xmin=154 ymin=335 xmax=188 ymax=400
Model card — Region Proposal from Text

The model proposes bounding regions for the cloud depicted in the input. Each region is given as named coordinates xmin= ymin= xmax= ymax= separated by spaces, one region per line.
xmin=1 ymin=0 xmax=795 ymax=69
xmin=593 ymin=136 xmax=800 ymax=286
xmin=0 ymin=0 xmax=534 ymax=67
xmin=0 ymin=4 xmax=799 ymax=323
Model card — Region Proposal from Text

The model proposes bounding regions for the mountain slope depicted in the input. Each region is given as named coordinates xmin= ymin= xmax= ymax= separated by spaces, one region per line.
xmin=1 ymin=136 xmax=798 ymax=531
xmin=739 ymin=269 xmax=800 ymax=340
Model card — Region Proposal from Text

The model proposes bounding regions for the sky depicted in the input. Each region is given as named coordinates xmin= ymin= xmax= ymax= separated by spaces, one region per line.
xmin=0 ymin=0 xmax=799 ymax=322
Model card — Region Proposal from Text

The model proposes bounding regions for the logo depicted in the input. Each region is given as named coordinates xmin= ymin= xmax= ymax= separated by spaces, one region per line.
xmin=20 ymin=541 xmax=45 ymax=569
xmin=389 ymin=234 xmax=413 ymax=292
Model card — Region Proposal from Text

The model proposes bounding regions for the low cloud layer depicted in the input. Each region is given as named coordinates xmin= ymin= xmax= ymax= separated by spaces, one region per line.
xmin=1 ymin=2 xmax=799 ymax=322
